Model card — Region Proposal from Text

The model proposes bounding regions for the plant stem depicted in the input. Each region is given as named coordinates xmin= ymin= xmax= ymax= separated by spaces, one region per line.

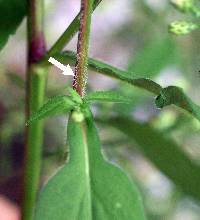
xmin=22 ymin=1 xmax=46 ymax=220
xmin=43 ymin=50 xmax=162 ymax=95
xmin=47 ymin=0 xmax=101 ymax=57
xmin=73 ymin=0 xmax=94 ymax=97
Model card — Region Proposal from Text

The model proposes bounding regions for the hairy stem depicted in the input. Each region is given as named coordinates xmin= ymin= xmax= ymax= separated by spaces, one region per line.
xmin=22 ymin=0 xmax=46 ymax=220
xmin=41 ymin=50 xmax=162 ymax=95
xmin=47 ymin=0 xmax=101 ymax=57
xmin=73 ymin=0 xmax=94 ymax=97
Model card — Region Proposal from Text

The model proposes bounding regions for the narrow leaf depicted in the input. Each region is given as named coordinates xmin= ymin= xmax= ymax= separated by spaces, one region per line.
xmin=107 ymin=117 xmax=200 ymax=201
xmin=0 ymin=0 xmax=26 ymax=51
xmin=84 ymin=91 xmax=132 ymax=103
xmin=44 ymin=52 xmax=200 ymax=122
xmin=46 ymin=50 xmax=162 ymax=95
xmin=155 ymin=86 xmax=200 ymax=122
xmin=26 ymin=95 xmax=76 ymax=125
xmin=34 ymin=108 xmax=146 ymax=220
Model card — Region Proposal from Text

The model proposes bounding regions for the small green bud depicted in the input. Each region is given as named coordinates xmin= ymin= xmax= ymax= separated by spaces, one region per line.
xmin=169 ymin=21 xmax=198 ymax=35
xmin=72 ymin=111 xmax=84 ymax=122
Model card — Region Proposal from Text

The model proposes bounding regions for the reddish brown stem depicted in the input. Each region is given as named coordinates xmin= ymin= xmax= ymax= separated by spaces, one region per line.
xmin=73 ymin=0 xmax=93 ymax=97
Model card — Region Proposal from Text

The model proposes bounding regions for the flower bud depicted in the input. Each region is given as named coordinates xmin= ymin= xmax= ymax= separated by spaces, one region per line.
xmin=169 ymin=21 xmax=198 ymax=35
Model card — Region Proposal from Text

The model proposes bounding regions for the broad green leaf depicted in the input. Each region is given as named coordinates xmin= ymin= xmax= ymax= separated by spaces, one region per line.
xmin=107 ymin=117 xmax=200 ymax=201
xmin=0 ymin=0 xmax=26 ymax=51
xmin=26 ymin=95 xmax=76 ymax=125
xmin=155 ymin=86 xmax=200 ymax=122
xmin=84 ymin=91 xmax=132 ymax=103
xmin=34 ymin=108 xmax=146 ymax=220
xmin=127 ymin=37 xmax=177 ymax=78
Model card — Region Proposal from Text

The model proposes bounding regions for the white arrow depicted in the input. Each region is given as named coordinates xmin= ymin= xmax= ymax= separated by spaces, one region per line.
xmin=48 ymin=57 xmax=74 ymax=76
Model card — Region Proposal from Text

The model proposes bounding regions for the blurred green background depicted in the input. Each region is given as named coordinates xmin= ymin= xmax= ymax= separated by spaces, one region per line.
xmin=1 ymin=0 xmax=200 ymax=219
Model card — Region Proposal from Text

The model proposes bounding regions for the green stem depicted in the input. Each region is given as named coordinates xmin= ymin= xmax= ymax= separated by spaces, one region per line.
xmin=73 ymin=0 xmax=94 ymax=97
xmin=22 ymin=1 xmax=46 ymax=220
xmin=46 ymin=0 xmax=101 ymax=58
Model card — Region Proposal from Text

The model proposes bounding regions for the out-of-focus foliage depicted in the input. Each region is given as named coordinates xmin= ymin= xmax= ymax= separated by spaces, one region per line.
xmin=171 ymin=0 xmax=200 ymax=15
xmin=169 ymin=0 xmax=200 ymax=35
xmin=169 ymin=21 xmax=198 ymax=35
xmin=106 ymin=117 xmax=200 ymax=201
xmin=127 ymin=37 xmax=177 ymax=78
xmin=0 ymin=0 xmax=26 ymax=51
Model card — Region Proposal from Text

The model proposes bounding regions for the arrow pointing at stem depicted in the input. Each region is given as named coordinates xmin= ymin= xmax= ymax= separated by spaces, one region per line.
xmin=48 ymin=57 xmax=74 ymax=76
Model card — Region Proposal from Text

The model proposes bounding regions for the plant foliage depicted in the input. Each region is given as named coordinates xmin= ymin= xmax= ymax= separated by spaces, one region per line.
xmin=0 ymin=0 xmax=26 ymax=51
xmin=34 ymin=107 xmax=146 ymax=220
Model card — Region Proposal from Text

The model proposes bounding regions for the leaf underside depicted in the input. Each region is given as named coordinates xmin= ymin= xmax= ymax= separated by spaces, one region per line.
xmin=34 ymin=109 xmax=146 ymax=220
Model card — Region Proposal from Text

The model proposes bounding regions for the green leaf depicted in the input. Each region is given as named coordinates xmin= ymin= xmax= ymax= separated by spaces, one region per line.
xmin=44 ymin=52 xmax=200 ymax=122
xmin=84 ymin=91 xmax=132 ymax=103
xmin=0 ymin=0 xmax=26 ymax=51
xmin=127 ymin=37 xmax=177 ymax=78
xmin=65 ymin=86 xmax=83 ymax=104
xmin=34 ymin=108 xmax=146 ymax=220
xmin=46 ymin=50 xmax=162 ymax=95
xmin=155 ymin=86 xmax=200 ymax=122
xmin=107 ymin=117 xmax=200 ymax=201
xmin=26 ymin=95 xmax=76 ymax=125
xmin=170 ymin=0 xmax=200 ymax=16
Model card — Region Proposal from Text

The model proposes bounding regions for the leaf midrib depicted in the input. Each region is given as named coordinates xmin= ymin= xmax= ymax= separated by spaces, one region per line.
xmin=81 ymin=122 xmax=92 ymax=220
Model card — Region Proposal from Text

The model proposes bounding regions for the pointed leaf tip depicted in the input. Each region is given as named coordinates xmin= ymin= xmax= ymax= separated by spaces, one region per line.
xmin=155 ymin=86 xmax=200 ymax=122
xmin=26 ymin=95 xmax=78 ymax=125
